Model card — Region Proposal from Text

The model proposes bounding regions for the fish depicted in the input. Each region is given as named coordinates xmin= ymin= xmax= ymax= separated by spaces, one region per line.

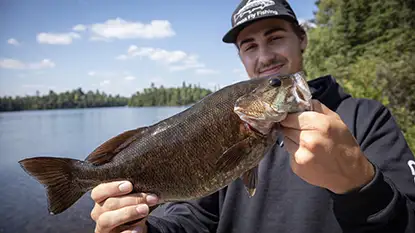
xmin=18 ymin=71 xmax=313 ymax=215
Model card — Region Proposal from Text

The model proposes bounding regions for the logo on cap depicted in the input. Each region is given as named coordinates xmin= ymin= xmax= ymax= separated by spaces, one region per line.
xmin=233 ymin=0 xmax=276 ymax=24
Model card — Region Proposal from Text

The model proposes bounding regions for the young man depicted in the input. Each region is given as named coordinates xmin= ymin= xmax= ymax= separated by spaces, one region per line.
xmin=89 ymin=1 xmax=415 ymax=232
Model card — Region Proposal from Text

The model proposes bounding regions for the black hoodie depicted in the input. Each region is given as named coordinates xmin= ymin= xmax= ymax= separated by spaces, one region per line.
xmin=146 ymin=75 xmax=415 ymax=233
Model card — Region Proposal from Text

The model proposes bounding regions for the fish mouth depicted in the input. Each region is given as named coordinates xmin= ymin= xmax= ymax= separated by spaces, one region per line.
xmin=237 ymin=113 xmax=277 ymax=135
xmin=234 ymin=102 xmax=285 ymax=135
xmin=234 ymin=101 xmax=280 ymax=121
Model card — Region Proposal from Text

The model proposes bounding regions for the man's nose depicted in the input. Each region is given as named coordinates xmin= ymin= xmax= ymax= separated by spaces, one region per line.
xmin=258 ymin=46 xmax=275 ymax=65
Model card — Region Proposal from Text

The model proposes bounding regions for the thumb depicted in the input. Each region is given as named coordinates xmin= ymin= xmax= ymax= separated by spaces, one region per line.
xmin=310 ymin=99 xmax=340 ymax=119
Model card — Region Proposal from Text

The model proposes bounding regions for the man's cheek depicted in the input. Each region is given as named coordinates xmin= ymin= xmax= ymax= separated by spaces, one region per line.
xmin=241 ymin=59 xmax=256 ymax=78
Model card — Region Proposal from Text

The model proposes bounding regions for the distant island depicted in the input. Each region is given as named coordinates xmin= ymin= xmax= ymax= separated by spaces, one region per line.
xmin=0 ymin=82 xmax=213 ymax=112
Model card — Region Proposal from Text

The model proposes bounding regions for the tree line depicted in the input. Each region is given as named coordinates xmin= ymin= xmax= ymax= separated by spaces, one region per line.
xmin=0 ymin=82 xmax=212 ymax=112
xmin=0 ymin=88 xmax=129 ymax=111
xmin=128 ymin=82 xmax=212 ymax=107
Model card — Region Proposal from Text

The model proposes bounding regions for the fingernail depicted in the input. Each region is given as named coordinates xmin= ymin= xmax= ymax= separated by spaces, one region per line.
xmin=118 ymin=182 xmax=131 ymax=192
xmin=146 ymin=194 xmax=159 ymax=205
xmin=136 ymin=204 xmax=149 ymax=215
xmin=131 ymin=226 xmax=142 ymax=233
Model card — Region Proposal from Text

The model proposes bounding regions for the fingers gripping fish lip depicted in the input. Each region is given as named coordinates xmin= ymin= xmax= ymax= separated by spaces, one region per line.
xmin=233 ymin=71 xmax=313 ymax=133
xmin=292 ymin=71 xmax=313 ymax=111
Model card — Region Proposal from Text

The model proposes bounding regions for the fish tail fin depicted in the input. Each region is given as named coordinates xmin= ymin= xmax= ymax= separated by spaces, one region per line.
xmin=18 ymin=157 xmax=87 ymax=215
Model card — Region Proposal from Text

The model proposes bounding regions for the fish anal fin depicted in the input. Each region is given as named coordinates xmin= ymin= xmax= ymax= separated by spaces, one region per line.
xmin=241 ymin=166 xmax=258 ymax=197
xmin=86 ymin=127 xmax=147 ymax=165
xmin=215 ymin=137 xmax=253 ymax=173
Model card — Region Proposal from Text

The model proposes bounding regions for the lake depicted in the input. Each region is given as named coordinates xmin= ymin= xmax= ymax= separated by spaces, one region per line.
xmin=0 ymin=106 xmax=189 ymax=233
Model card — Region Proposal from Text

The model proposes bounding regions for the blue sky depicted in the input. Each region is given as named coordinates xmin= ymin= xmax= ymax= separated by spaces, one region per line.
xmin=0 ymin=0 xmax=318 ymax=97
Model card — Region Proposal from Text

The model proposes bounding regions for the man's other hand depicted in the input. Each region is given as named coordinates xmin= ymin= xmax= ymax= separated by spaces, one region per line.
xmin=90 ymin=181 xmax=159 ymax=233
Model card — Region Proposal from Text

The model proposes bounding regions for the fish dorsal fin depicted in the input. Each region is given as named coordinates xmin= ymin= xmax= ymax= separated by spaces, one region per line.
xmin=85 ymin=127 xmax=147 ymax=165
xmin=241 ymin=166 xmax=258 ymax=197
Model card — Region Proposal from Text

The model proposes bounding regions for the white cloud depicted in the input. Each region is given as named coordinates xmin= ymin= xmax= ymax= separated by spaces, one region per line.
xmin=195 ymin=69 xmax=219 ymax=75
xmin=126 ymin=46 xmax=188 ymax=63
xmin=88 ymin=71 xmax=96 ymax=76
xmin=124 ymin=76 xmax=136 ymax=81
xmin=89 ymin=36 xmax=111 ymax=42
xmin=37 ymin=32 xmax=81 ymax=45
xmin=100 ymin=80 xmax=111 ymax=86
xmin=298 ymin=18 xmax=317 ymax=29
xmin=88 ymin=18 xmax=175 ymax=41
xmin=0 ymin=58 xmax=55 ymax=70
xmin=0 ymin=59 xmax=25 ymax=69
xmin=169 ymin=55 xmax=205 ymax=71
xmin=29 ymin=59 xmax=55 ymax=69
xmin=7 ymin=38 xmax=20 ymax=46
xmin=117 ymin=45 xmax=206 ymax=71
xmin=127 ymin=45 xmax=138 ymax=54
xmin=73 ymin=24 xmax=86 ymax=31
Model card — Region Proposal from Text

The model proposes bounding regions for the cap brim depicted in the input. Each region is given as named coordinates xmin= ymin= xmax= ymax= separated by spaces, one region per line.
xmin=222 ymin=15 xmax=299 ymax=44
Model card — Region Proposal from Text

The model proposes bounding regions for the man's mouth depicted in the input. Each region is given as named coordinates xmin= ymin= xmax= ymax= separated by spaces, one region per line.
xmin=259 ymin=64 xmax=284 ymax=76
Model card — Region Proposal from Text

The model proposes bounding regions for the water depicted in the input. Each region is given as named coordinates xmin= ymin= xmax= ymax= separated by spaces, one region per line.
xmin=0 ymin=106 xmax=189 ymax=233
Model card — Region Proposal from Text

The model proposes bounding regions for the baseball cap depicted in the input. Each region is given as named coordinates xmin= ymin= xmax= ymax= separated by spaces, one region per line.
xmin=222 ymin=0 xmax=299 ymax=44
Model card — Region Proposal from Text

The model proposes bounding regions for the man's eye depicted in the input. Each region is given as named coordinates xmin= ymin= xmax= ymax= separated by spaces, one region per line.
xmin=245 ymin=44 xmax=256 ymax=51
xmin=271 ymin=36 xmax=282 ymax=41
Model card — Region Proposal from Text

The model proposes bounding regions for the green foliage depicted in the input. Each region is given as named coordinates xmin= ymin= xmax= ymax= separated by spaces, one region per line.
xmin=128 ymin=82 xmax=212 ymax=107
xmin=305 ymin=0 xmax=415 ymax=153
xmin=0 ymin=83 xmax=213 ymax=112
xmin=0 ymin=88 xmax=129 ymax=112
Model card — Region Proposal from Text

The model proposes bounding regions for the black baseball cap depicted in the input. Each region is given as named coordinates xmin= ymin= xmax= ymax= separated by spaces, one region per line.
xmin=222 ymin=0 xmax=299 ymax=44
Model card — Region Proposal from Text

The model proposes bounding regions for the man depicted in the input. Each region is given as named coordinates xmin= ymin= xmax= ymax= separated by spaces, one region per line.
xmin=89 ymin=1 xmax=415 ymax=232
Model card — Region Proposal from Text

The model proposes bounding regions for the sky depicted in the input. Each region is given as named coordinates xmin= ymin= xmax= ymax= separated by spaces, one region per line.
xmin=0 ymin=0 xmax=318 ymax=97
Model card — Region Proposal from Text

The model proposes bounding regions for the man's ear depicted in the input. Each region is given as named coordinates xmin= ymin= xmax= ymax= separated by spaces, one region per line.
xmin=300 ymin=33 xmax=308 ymax=54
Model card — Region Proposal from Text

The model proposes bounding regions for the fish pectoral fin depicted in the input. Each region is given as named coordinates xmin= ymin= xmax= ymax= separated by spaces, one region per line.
xmin=86 ymin=127 xmax=148 ymax=165
xmin=215 ymin=137 xmax=253 ymax=173
xmin=241 ymin=166 xmax=258 ymax=197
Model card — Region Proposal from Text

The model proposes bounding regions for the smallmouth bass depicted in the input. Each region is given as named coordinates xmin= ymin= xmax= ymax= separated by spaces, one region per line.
xmin=19 ymin=71 xmax=312 ymax=215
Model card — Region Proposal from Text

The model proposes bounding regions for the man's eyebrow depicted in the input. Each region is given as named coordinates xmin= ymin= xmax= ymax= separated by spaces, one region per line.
xmin=238 ymin=27 xmax=287 ymax=48
xmin=238 ymin=38 xmax=254 ymax=49
xmin=264 ymin=27 xmax=286 ymax=36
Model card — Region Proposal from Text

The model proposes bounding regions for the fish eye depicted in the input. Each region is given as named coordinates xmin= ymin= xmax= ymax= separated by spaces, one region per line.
xmin=268 ymin=78 xmax=281 ymax=87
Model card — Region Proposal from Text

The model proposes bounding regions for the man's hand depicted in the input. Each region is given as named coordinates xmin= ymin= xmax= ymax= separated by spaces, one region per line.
xmin=90 ymin=181 xmax=159 ymax=233
xmin=280 ymin=99 xmax=375 ymax=194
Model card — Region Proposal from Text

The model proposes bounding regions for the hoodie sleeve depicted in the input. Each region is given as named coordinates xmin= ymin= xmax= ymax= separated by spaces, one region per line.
xmin=146 ymin=191 xmax=219 ymax=233
xmin=330 ymin=99 xmax=415 ymax=233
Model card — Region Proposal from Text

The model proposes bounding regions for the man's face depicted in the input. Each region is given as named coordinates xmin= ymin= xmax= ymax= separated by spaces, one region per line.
xmin=236 ymin=18 xmax=307 ymax=79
